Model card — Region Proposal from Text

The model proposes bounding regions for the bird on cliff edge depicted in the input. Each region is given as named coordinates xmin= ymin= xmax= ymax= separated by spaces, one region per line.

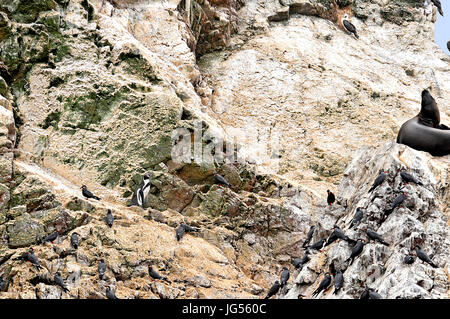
xmin=447 ymin=41 xmax=450 ymax=52
xmin=302 ymin=225 xmax=315 ymax=247
xmin=81 ymin=185 xmax=101 ymax=200
xmin=414 ymin=245 xmax=438 ymax=268
xmin=368 ymin=170 xmax=386 ymax=193
xmin=383 ymin=192 xmax=406 ymax=221
xmin=265 ymin=280 xmax=281 ymax=299
xmin=280 ymin=267 xmax=290 ymax=287
xmin=214 ymin=173 xmax=232 ymax=188
xmin=325 ymin=225 xmax=356 ymax=246
xmin=341 ymin=14 xmax=359 ymax=39
xmin=308 ymin=238 xmax=326 ymax=252
xmin=98 ymin=259 xmax=106 ymax=280
xmin=312 ymin=273 xmax=332 ymax=297
xmin=345 ymin=240 xmax=365 ymax=265
xmin=333 ymin=269 xmax=344 ymax=295
xmin=365 ymin=228 xmax=389 ymax=246
xmin=176 ymin=225 xmax=185 ymax=241
xmin=106 ymin=286 xmax=119 ymax=299
xmin=349 ymin=207 xmax=364 ymax=229
xmin=106 ymin=209 xmax=114 ymax=228
xmin=54 ymin=272 xmax=69 ymax=293
xmin=327 ymin=190 xmax=335 ymax=206
xmin=399 ymin=168 xmax=423 ymax=186
xmin=41 ymin=231 xmax=58 ymax=244
xmin=70 ymin=232 xmax=79 ymax=250
xmin=148 ymin=266 xmax=171 ymax=283
xmin=404 ymin=255 xmax=415 ymax=265
xmin=431 ymin=0 xmax=444 ymax=16
xmin=14 ymin=248 xmax=43 ymax=270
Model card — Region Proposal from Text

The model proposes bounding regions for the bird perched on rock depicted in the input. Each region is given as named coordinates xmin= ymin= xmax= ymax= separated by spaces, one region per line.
xmin=399 ymin=168 xmax=423 ymax=186
xmin=341 ymin=14 xmax=359 ymax=39
xmin=333 ymin=269 xmax=344 ymax=295
xmin=106 ymin=286 xmax=119 ymax=299
xmin=431 ymin=0 xmax=444 ymax=16
xmin=0 ymin=277 xmax=6 ymax=291
xmin=325 ymin=225 xmax=356 ymax=246
xmin=70 ymin=233 xmax=79 ymax=250
xmin=128 ymin=173 xmax=151 ymax=208
xmin=414 ymin=245 xmax=438 ymax=268
xmin=383 ymin=192 xmax=406 ymax=219
xmin=327 ymin=190 xmax=335 ymax=206
xmin=81 ymin=185 xmax=101 ymax=200
xmin=447 ymin=41 xmax=450 ymax=52
xmin=176 ymin=225 xmax=185 ymax=241
xmin=329 ymin=261 xmax=336 ymax=277
xmin=106 ymin=209 xmax=114 ymax=228
xmin=308 ymin=238 xmax=326 ymax=252
xmin=404 ymin=255 xmax=415 ymax=265
xmin=98 ymin=259 xmax=106 ymax=280
xmin=292 ymin=250 xmax=310 ymax=270
xmin=265 ymin=280 xmax=280 ymax=299
xmin=214 ymin=173 xmax=231 ymax=188
xmin=366 ymin=228 xmax=389 ymax=246
xmin=360 ymin=286 xmax=382 ymax=299
xmin=349 ymin=207 xmax=364 ymax=228
xmin=181 ymin=223 xmax=199 ymax=233
xmin=312 ymin=273 xmax=331 ymax=297
xmin=368 ymin=170 xmax=386 ymax=193
xmin=346 ymin=240 xmax=365 ymax=265
xmin=14 ymin=248 xmax=43 ymax=270
xmin=280 ymin=267 xmax=290 ymax=287
xmin=302 ymin=225 xmax=315 ymax=247
xmin=148 ymin=266 xmax=171 ymax=283
xmin=41 ymin=231 xmax=58 ymax=244
xmin=54 ymin=272 xmax=69 ymax=293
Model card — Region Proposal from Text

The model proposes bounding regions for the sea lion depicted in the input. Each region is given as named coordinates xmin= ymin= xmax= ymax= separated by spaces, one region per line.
xmin=397 ymin=90 xmax=450 ymax=156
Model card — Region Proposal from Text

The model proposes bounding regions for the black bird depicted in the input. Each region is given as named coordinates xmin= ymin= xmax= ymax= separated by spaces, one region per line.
xmin=302 ymin=225 xmax=315 ymax=247
xmin=312 ymin=273 xmax=332 ymax=297
xmin=292 ymin=251 xmax=310 ymax=269
xmin=0 ymin=277 xmax=6 ymax=291
xmin=265 ymin=280 xmax=280 ymax=299
xmin=106 ymin=286 xmax=119 ymax=299
xmin=404 ymin=255 xmax=415 ymax=265
xmin=327 ymin=190 xmax=335 ymax=206
xmin=148 ymin=266 xmax=171 ymax=283
xmin=341 ymin=14 xmax=359 ymax=39
xmin=214 ymin=173 xmax=231 ymax=188
xmin=106 ymin=209 xmax=114 ymax=228
xmin=345 ymin=240 xmax=365 ymax=265
xmin=360 ymin=286 xmax=370 ymax=299
xmin=329 ymin=262 xmax=336 ymax=277
xmin=14 ymin=249 xmax=43 ymax=270
xmin=54 ymin=272 xmax=69 ymax=292
xmin=431 ymin=0 xmax=444 ymax=16
xmin=280 ymin=267 xmax=290 ymax=287
xmin=447 ymin=41 xmax=450 ymax=52
xmin=333 ymin=269 xmax=344 ymax=295
xmin=181 ymin=223 xmax=199 ymax=233
xmin=81 ymin=185 xmax=101 ymax=200
xmin=325 ymin=225 xmax=356 ymax=246
xmin=308 ymin=238 xmax=326 ymax=252
xmin=366 ymin=228 xmax=389 ymax=246
xmin=349 ymin=207 xmax=364 ymax=228
xmin=70 ymin=233 xmax=79 ymax=250
xmin=292 ymin=258 xmax=302 ymax=269
xmin=368 ymin=170 xmax=386 ymax=193
xmin=369 ymin=289 xmax=382 ymax=299
xmin=42 ymin=231 xmax=58 ymax=244
xmin=176 ymin=225 xmax=185 ymax=241
xmin=98 ymin=259 xmax=106 ymax=280
xmin=400 ymin=168 xmax=423 ymax=186
xmin=384 ymin=192 xmax=406 ymax=219
xmin=415 ymin=245 xmax=438 ymax=268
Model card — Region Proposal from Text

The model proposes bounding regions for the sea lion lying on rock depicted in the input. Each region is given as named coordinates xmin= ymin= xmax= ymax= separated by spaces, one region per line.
xmin=397 ymin=90 xmax=450 ymax=156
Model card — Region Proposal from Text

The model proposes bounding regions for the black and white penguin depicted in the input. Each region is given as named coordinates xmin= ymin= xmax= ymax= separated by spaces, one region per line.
xmin=341 ymin=14 xmax=359 ymax=39
xmin=128 ymin=173 xmax=151 ymax=208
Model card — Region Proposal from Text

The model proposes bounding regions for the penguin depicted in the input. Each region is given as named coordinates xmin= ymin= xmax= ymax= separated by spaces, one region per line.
xmin=399 ymin=168 xmax=423 ymax=186
xmin=345 ymin=240 xmax=365 ymax=265
xmin=404 ymin=255 xmax=415 ymax=265
xmin=181 ymin=223 xmax=199 ymax=233
xmin=349 ymin=207 xmax=364 ymax=228
xmin=308 ymin=238 xmax=326 ymax=252
xmin=312 ymin=273 xmax=332 ymax=297
xmin=366 ymin=228 xmax=389 ymax=246
xmin=333 ymin=269 xmax=344 ymax=295
xmin=431 ymin=0 xmax=444 ymax=16
xmin=176 ymin=225 xmax=185 ymax=241
xmin=368 ymin=170 xmax=386 ymax=193
xmin=14 ymin=248 xmax=43 ymax=270
xmin=98 ymin=259 xmax=106 ymax=280
xmin=54 ymin=272 xmax=69 ymax=293
xmin=81 ymin=185 xmax=101 ymax=200
xmin=302 ymin=225 xmax=315 ymax=247
xmin=341 ymin=14 xmax=359 ymax=39
xmin=41 ymin=231 xmax=58 ymax=244
xmin=106 ymin=286 xmax=119 ymax=299
xmin=325 ymin=225 xmax=356 ymax=246
xmin=214 ymin=173 xmax=232 ymax=188
xmin=70 ymin=233 xmax=79 ymax=250
xmin=106 ymin=209 xmax=114 ymax=228
xmin=383 ymin=192 xmax=406 ymax=220
xmin=414 ymin=245 xmax=438 ymax=268
xmin=265 ymin=280 xmax=280 ymax=299
xmin=280 ymin=267 xmax=290 ymax=287
xmin=148 ymin=266 xmax=171 ymax=283
xmin=128 ymin=173 xmax=151 ymax=208
xmin=327 ymin=190 xmax=335 ymax=206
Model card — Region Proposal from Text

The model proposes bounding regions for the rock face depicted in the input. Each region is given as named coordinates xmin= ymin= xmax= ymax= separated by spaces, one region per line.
xmin=0 ymin=0 xmax=448 ymax=299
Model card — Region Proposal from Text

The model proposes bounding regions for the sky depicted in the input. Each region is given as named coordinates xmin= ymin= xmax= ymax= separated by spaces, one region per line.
xmin=434 ymin=0 xmax=450 ymax=54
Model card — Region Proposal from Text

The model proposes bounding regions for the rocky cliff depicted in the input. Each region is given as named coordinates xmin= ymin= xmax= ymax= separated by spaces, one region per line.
xmin=0 ymin=0 xmax=448 ymax=299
